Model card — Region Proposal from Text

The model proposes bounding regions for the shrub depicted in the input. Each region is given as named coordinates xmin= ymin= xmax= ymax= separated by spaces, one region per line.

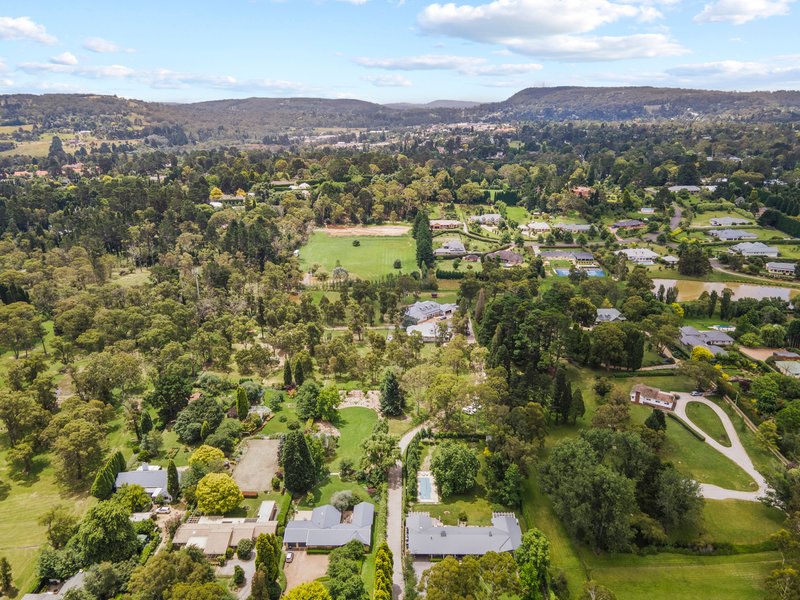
xmin=233 ymin=564 xmax=245 ymax=586
xmin=330 ymin=490 xmax=360 ymax=512
xmin=352 ymin=240 xmax=361 ymax=247
xmin=237 ymin=538 xmax=253 ymax=560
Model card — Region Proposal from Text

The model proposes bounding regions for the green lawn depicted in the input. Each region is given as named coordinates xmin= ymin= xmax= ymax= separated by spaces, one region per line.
xmin=505 ymin=206 xmax=529 ymax=223
xmin=332 ymin=407 xmax=378 ymax=471
xmin=702 ymin=500 xmax=784 ymax=545
xmin=299 ymin=232 xmax=416 ymax=279
xmin=586 ymin=551 xmax=780 ymax=600
xmin=690 ymin=210 xmax=755 ymax=227
xmin=299 ymin=475 xmax=368 ymax=508
xmin=0 ymin=435 xmax=95 ymax=594
xmin=686 ymin=402 xmax=731 ymax=447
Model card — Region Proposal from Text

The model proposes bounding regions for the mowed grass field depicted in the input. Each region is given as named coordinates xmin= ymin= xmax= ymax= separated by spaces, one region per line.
xmin=300 ymin=231 xmax=416 ymax=279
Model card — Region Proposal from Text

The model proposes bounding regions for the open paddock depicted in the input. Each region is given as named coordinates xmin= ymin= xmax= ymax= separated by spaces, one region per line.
xmin=313 ymin=225 xmax=410 ymax=237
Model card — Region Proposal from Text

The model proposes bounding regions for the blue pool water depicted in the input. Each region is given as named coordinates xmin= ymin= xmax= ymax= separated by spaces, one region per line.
xmin=554 ymin=268 xmax=605 ymax=277
xmin=418 ymin=476 xmax=433 ymax=501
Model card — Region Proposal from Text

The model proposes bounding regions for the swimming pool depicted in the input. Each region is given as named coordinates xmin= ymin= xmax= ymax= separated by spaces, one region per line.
xmin=554 ymin=268 xmax=570 ymax=276
xmin=554 ymin=268 xmax=606 ymax=277
xmin=418 ymin=475 xmax=433 ymax=501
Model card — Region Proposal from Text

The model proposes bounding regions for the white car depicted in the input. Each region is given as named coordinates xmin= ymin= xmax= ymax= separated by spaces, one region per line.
xmin=155 ymin=506 xmax=171 ymax=514
xmin=285 ymin=551 xmax=294 ymax=563
xmin=690 ymin=390 xmax=703 ymax=397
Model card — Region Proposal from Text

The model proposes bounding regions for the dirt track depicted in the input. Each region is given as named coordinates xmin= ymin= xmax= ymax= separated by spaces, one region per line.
xmin=314 ymin=225 xmax=410 ymax=237
xmin=232 ymin=439 xmax=280 ymax=493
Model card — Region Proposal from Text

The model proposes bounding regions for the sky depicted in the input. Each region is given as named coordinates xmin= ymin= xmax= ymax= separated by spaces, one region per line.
xmin=0 ymin=0 xmax=798 ymax=104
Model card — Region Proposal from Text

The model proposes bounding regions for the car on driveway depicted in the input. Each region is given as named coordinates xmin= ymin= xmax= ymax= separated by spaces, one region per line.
xmin=285 ymin=551 xmax=294 ymax=563
xmin=691 ymin=390 xmax=703 ymax=397
xmin=155 ymin=506 xmax=171 ymax=514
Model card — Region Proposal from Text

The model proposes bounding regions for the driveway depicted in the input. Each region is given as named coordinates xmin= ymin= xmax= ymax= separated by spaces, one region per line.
xmin=232 ymin=439 xmax=280 ymax=494
xmin=284 ymin=551 xmax=329 ymax=590
xmin=216 ymin=557 xmax=256 ymax=599
xmin=670 ymin=202 xmax=683 ymax=230
xmin=387 ymin=423 xmax=428 ymax=599
xmin=674 ymin=393 xmax=768 ymax=502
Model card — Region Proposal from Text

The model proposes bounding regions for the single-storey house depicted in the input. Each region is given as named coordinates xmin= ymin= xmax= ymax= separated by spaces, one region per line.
xmin=406 ymin=512 xmax=522 ymax=559
xmin=613 ymin=219 xmax=645 ymax=229
xmin=22 ymin=572 xmax=86 ymax=600
xmin=403 ymin=301 xmax=458 ymax=325
xmin=469 ymin=213 xmax=502 ymax=225
xmin=630 ymin=384 xmax=678 ymax=411
xmin=115 ymin=463 xmax=173 ymax=502
xmin=486 ymin=249 xmax=524 ymax=266
xmin=729 ymin=242 xmax=779 ymax=258
xmin=522 ymin=221 xmax=551 ymax=235
xmin=574 ymin=252 xmax=596 ymax=265
xmin=430 ymin=219 xmax=462 ymax=231
xmin=283 ymin=502 xmax=374 ymax=550
xmin=553 ymin=223 xmax=591 ymax=233
xmin=710 ymin=216 xmax=751 ymax=227
xmin=538 ymin=250 xmax=595 ymax=265
xmin=766 ymin=262 xmax=796 ymax=277
xmin=463 ymin=254 xmax=480 ymax=262
xmin=615 ymin=248 xmax=660 ymax=264
xmin=595 ymin=308 xmax=626 ymax=323
xmin=668 ymin=185 xmax=701 ymax=193
xmin=680 ymin=326 xmax=733 ymax=357
xmin=434 ymin=239 xmax=467 ymax=257
xmin=640 ymin=207 xmax=656 ymax=214
xmin=708 ymin=229 xmax=757 ymax=241
xmin=407 ymin=321 xmax=452 ymax=343
xmin=173 ymin=501 xmax=279 ymax=557
xmin=774 ymin=351 xmax=800 ymax=361
xmin=661 ymin=255 xmax=679 ymax=265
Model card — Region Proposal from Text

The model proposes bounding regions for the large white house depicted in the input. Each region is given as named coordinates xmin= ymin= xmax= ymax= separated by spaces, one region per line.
xmin=615 ymin=248 xmax=660 ymax=264
xmin=729 ymin=242 xmax=779 ymax=258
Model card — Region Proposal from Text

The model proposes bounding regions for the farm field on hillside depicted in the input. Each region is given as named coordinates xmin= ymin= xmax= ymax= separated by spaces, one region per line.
xmin=300 ymin=231 xmax=416 ymax=279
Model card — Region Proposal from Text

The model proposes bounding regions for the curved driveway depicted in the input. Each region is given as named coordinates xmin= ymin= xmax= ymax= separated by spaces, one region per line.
xmin=674 ymin=393 xmax=767 ymax=502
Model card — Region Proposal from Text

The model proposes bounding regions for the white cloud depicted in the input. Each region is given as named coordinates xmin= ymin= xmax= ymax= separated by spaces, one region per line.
xmin=417 ymin=0 xmax=685 ymax=60
xmin=0 ymin=16 xmax=56 ymax=44
xmin=51 ymin=52 xmax=78 ymax=66
xmin=356 ymin=54 xmax=542 ymax=75
xmin=362 ymin=74 xmax=413 ymax=87
xmin=19 ymin=61 xmax=136 ymax=79
xmin=83 ymin=37 xmax=123 ymax=53
xmin=0 ymin=78 xmax=12 ymax=87
xmin=695 ymin=0 xmax=794 ymax=24
xmin=664 ymin=58 xmax=800 ymax=88
xmin=148 ymin=70 xmax=314 ymax=94
xmin=337 ymin=0 xmax=369 ymax=4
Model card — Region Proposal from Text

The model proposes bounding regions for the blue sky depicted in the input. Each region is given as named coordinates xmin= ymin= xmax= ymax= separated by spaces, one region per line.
xmin=0 ymin=0 xmax=798 ymax=104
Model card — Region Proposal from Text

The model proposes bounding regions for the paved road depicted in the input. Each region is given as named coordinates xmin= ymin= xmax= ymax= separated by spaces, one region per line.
xmin=387 ymin=423 xmax=428 ymax=599
xmin=674 ymin=393 xmax=768 ymax=502
xmin=670 ymin=202 xmax=683 ymax=230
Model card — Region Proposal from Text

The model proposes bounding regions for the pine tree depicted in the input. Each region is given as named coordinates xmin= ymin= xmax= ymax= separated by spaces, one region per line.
xmin=380 ymin=371 xmax=403 ymax=416
xmin=415 ymin=212 xmax=434 ymax=268
xmin=140 ymin=411 xmax=153 ymax=436
xmin=645 ymin=409 xmax=666 ymax=431
xmin=294 ymin=360 xmax=305 ymax=386
xmin=569 ymin=389 xmax=585 ymax=424
xmin=412 ymin=211 xmax=423 ymax=239
xmin=281 ymin=431 xmax=316 ymax=494
xmin=283 ymin=360 xmax=293 ymax=388
xmin=553 ymin=369 xmax=569 ymax=424
xmin=236 ymin=387 xmax=249 ymax=420
xmin=0 ymin=556 xmax=11 ymax=595
xmin=167 ymin=459 xmax=180 ymax=500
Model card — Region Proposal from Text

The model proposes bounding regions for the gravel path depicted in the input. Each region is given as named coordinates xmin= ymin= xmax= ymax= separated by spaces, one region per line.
xmin=387 ymin=423 xmax=428 ymax=599
xmin=674 ymin=393 xmax=767 ymax=501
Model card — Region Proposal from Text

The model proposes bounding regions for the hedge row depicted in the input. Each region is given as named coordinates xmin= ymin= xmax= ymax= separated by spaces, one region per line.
xmin=374 ymin=542 xmax=394 ymax=600
xmin=667 ymin=413 xmax=706 ymax=441
xmin=90 ymin=450 xmax=126 ymax=500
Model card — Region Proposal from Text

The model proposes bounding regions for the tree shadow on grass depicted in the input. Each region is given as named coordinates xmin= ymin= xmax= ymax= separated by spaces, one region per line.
xmin=9 ymin=454 xmax=50 ymax=487
xmin=0 ymin=479 xmax=10 ymax=501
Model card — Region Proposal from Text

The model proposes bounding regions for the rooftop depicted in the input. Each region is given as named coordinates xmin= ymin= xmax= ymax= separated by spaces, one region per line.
xmin=406 ymin=512 xmax=522 ymax=556
xmin=283 ymin=502 xmax=374 ymax=548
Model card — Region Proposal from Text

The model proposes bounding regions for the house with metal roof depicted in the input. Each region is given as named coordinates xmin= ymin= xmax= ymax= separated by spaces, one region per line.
xmin=615 ymin=248 xmax=660 ymax=264
xmin=22 ymin=572 xmax=86 ymax=600
xmin=405 ymin=512 xmax=522 ymax=558
xmin=469 ymin=213 xmax=502 ymax=225
xmin=434 ymin=239 xmax=466 ymax=257
xmin=553 ymin=223 xmax=592 ymax=233
xmin=596 ymin=308 xmax=626 ymax=323
xmin=115 ymin=463 xmax=173 ymax=502
xmin=776 ymin=361 xmax=800 ymax=378
xmin=708 ymin=229 xmax=757 ymax=241
xmin=403 ymin=301 xmax=458 ymax=325
xmin=767 ymin=262 xmax=796 ymax=277
xmin=173 ymin=502 xmax=279 ymax=556
xmin=613 ymin=219 xmax=645 ymax=229
xmin=680 ymin=326 xmax=733 ymax=357
xmin=630 ymin=384 xmax=677 ymax=411
xmin=729 ymin=242 xmax=779 ymax=258
xmin=283 ymin=502 xmax=374 ymax=550
xmin=486 ymin=249 xmax=524 ymax=266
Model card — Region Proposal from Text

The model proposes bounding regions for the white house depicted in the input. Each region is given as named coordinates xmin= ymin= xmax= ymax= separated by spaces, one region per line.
xmin=708 ymin=229 xmax=757 ymax=241
xmin=407 ymin=321 xmax=451 ymax=343
xmin=766 ymin=262 xmax=796 ymax=277
xmin=403 ymin=301 xmax=458 ymax=325
xmin=729 ymin=242 xmax=779 ymax=258
xmin=522 ymin=221 xmax=551 ymax=235
xmin=710 ymin=216 xmax=751 ymax=226
xmin=434 ymin=239 xmax=467 ymax=257
xmin=630 ymin=384 xmax=677 ymax=411
xmin=615 ymin=248 xmax=660 ymax=264
xmin=469 ymin=213 xmax=502 ymax=225
xmin=595 ymin=308 xmax=626 ymax=323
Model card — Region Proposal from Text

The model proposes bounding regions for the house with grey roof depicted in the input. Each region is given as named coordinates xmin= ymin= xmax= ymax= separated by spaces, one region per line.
xmin=469 ymin=213 xmax=502 ymax=225
xmin=613 ymin=219 xmax=645 ymax=229
xmin=22 ymin=571 xmax=85 ymax=600
xmin=767 ymin=262 xmax=796 ymax=277
xmin=615 ymin=248 xmax=660 ymax=264
xmin=596 ymin=308 xmax=626 ymax=324
xmin=434 ymin=239 xmax=466 ymax=257
xmin=486 ymin=249 xmax=524 ymax=266
xmin=680 ymin=326 xmax=733 ymax=357
xmin=115 ymin=463 xmax=173 ymax=502
xmin=403 ymin=301 xmax=458 ymax=325
xmin=710 ymin=216 xmax=751 ymax=227
xmin=283 ymin=502 xmax=374 ymax=550
xmin=776 ymin=361 xmax=800 ymax=378
xmin=708 ymin=229 xmax=757 ymax=241
xmin=553 ymin=223 xmax=591 ymax=233
xmin=406 ymin=512 xmax=522 ymax=558
xmin=729 ymin=242 xmax=779 ymax=258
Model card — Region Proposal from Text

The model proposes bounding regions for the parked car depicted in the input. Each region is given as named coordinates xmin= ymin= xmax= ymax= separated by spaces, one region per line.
xmin=690 ymin=390 xmax=703 ymax=397
xmin=155 ymin=506 xmax=171 ymax=514
xmin=285 ymin=551 xmax=294 ymax=563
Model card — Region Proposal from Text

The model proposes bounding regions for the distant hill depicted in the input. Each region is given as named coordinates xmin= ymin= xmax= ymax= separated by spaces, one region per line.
xmin=2 ymin=86 xmax=800 ymax=143
xmin=385 ymin=100 xmax=480 ymax=110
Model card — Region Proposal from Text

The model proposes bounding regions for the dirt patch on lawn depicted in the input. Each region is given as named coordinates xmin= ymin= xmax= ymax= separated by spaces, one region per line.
xmin=338 ymin=389 xmax=380 ymax=411
xmin=284 ymin=551 xmax=330 ymax=590
xmin=232 ymin=439 xmax=280 ymax=494
xmin=314 ymin=225 xmax=410 ymax=237
xmin=315 ymin=421 xmax=341 ymax=437
xmin=739 ymin=346 xmax=782 ymax=361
